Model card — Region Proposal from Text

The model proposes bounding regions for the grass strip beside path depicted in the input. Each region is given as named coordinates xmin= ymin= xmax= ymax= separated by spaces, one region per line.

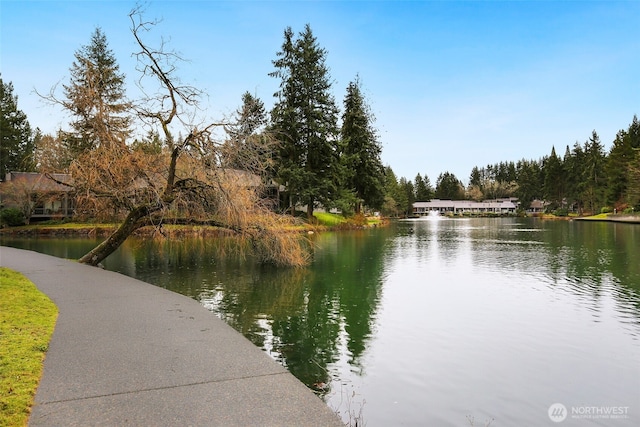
xmin=0 ymin=268 xmax=58 ymax=427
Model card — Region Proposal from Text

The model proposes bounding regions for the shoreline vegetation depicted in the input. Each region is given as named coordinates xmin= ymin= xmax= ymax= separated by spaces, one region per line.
xmin=0 ymin=268 xmax=58 ymax=427
xmin=1 ymin=212 xmax=638 ymax=239
xmin=0 ymin=212 xmax=386 ymax=237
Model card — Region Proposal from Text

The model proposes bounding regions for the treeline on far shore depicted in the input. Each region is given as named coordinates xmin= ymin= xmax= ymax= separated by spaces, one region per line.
xmin=390 ymin=116 xmax=639 ymax=218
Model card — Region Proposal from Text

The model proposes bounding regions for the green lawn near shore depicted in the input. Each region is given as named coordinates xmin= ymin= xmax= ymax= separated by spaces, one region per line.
xmin=314 ymin=212 xmax=349 ymax=226
xmin=0 ymin=268 xmax=58 ymax=427
xmin=314 ymin=212 xmax=382 ymax=228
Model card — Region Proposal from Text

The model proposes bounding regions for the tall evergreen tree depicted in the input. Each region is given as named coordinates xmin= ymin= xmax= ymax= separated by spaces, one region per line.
xmin=414 ymin=173 xmax=434 ymax=201
xmin=582 ymin=131 xmax=606 ymax=213
xmin=507 ymin=161 xmax=517 ymax=183
xmin=496 ymin=161 xmax=507 ymax=183
xmin=629 ymin=151 xmax=640 ymax=210
xmin=399 ymin=177 xmax=415 ymax=216
xmin=606 ymin=116 xmax=640 ymax=208
xmin=0 ymin=76 xmax=35 ymax=178
xmin=625 ymin=116 xmax=640 ymax=209
xmin=435 ymin=171 xmax=464 ymax=199
xmin=606 ymin=129 xmax=633 ymax=207
xmin=561 ymin=145 xmax=577 ymax=211
xmin=515 ymin=159 xmax=542 ymax=210
xmin=223 ymin=91 xmax=271 ymax=172
xmin=469 ymin=166 xmax=482 ymax=188
xmin=422 ymin=173 xmax=434 ymax=200
xmin=543 ymin=146 xmax=564 ymax=209
xmin=228 ymin=92 xmax=267 ymax=140
xmin=628 ymin=115 xmax=640 ymax=148
xmin=381 ymin=166 xmax=404 ymax=217
xmin=62 ymin=27 xmax=131 ymax=156
xmin=340 ymin=76 xmax=385 ymax=213
xmin=567 ymin=142 xmax=586 ymax=213
xmin=270 ymin=25 xmax=341 ymax=217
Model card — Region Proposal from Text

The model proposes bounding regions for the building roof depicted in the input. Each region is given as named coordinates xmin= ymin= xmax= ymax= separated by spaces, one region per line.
xmin=529 ymin=200 xmax=546 ymax=209
xmin=414 ymin=199 xmax=517 ymax=210
xmin=3 ymin=172 xmax=74 ymax=192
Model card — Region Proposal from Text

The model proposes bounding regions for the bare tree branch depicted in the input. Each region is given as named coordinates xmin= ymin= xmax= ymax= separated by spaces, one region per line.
xmin=70 ymin=6 xmax=309 ymax=267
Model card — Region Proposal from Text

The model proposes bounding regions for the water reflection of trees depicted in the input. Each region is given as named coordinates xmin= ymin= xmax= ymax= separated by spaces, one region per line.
xmin=0 ymin=236 xmax=99 ymax=261
xmin=323 ymin=230 xmax=392 ymax=370
xmin=109 ymin=236 xmax=264 ymax=297
xmin=556 ymin=222 xmax=640 ymax=323
xmin=469 ymin=219 xmax=640 ymax=329
xmin=272 ymin=229 xmax=391 ymax=394
xmin=134 ymin=229 xmax=393 ymax=396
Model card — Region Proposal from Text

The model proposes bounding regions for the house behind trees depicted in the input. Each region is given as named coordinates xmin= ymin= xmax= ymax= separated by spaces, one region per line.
xmin=0 ymin=172 xmax=74 ymax=222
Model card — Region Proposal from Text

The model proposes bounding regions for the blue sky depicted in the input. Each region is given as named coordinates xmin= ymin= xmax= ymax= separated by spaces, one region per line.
xmin=2 ymin=1 xmax=639 ymax=184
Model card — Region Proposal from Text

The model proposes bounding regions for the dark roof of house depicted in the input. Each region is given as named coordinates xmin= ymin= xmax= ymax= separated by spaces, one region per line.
xmin=529 ymin=200 xmax=546 ymax=209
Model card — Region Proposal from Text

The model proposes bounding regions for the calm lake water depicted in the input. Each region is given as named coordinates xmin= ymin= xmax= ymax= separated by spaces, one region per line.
xmin=2 ymin=217 xmax=639 ymax=426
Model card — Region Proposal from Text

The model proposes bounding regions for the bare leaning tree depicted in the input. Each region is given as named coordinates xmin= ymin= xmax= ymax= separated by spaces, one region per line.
xmin=60 ymin=8 xmax=309 ymax=267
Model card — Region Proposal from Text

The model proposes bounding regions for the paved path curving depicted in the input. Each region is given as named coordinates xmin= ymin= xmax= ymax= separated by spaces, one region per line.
xmin=0 ymin=247 xmax=342 ymax=427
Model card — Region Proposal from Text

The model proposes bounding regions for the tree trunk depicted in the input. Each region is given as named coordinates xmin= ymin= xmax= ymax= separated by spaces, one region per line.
xmin=306 ymin=198 xmax=314 ymax=219
xmin=78 ymin=205 xmax=153 ymax=266
xmin=77 ymin=136 xmax=184 ymax=267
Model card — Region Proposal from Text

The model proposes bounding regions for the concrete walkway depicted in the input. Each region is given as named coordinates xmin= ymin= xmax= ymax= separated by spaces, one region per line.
xmin=573 ymin=215 xmax=640 ymax=224
xmin=0 ymin=247 xmax=342 ymax=426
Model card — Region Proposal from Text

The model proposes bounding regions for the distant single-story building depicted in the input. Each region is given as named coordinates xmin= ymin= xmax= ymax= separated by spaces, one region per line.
xmin=528 ymin=199 xmax=547 ymax=213
xmin=413 ymin=199 xmax=518 ymax=215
